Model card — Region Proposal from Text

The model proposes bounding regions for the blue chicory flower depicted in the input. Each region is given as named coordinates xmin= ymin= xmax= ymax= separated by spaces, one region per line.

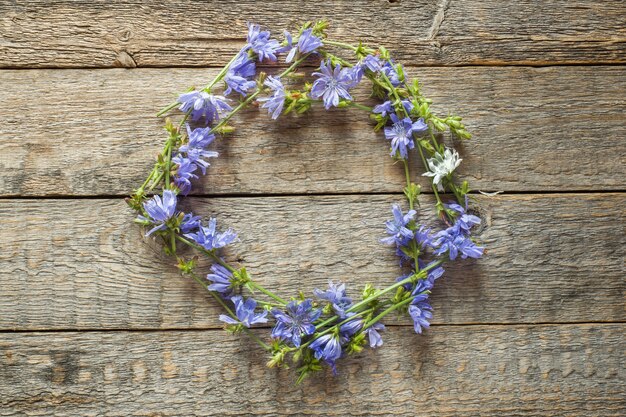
xmin=184 ymin=218 xmax=237 ymax=250
xmin=206 ymin=263 xmax=235 ymax=297
xmin=372 ymin=99 xmax=414 ymax=117
xmin=136 ymin=189 xmax=178 ymax=236
xmin=381 ymin=204 xmax=416 ymax=246
xmin=339 ymin=316 xmax=363 ymax=340
xmin=284 ymin=28 xmax=323 ymax=63
xmin=446 ymin=197 xmax=481 ymax=233
xmin=179 ymin=125 xmax=218 ymax=175
xmin=219 ymin=295 xmax=268 ymax=327
xmin=396 ymin=260 xmax=445 ymax=290
xmin=310 ymin=60 xmax=356 ymax=109
xmin=177 ymin=91 xmax=232 ymax=124
xmin=313 ymin=281 xmax=353 ymax=318
xmin=172 ymin=154 xmax=198 ymax=195
xmin=308 ymin=333 xmax=342 ymax=373
xmin=433 ymin=198 xmax=483 ymax=260
xmin=350 ymin=55 xmax=384 ymax=84
xmin=271 ymin=299 xmax=321 ymax=347
xmin=414 ymin=225 xmax=435 ymax=250
xmin=349 ymin=62 xmax=366 ymax=84
xmin=364 ymin=322 xmax=385 ymax=348
xmin=224 ymin=52 xmax=257 ymax=97
xmin=434 ymin=230 xmax=484 ymax=260
xmin=181 ymin=124 xmax=216 ymax=150
xmin=381 ymin=61 xmax=402 ymax=86
xmin=258 ymin=76 xmax=286 ymax=119
xmin=246 ymin=23 xmax=281 ymax=62
xmin=180 ymin=213 xmax=202 ymax=233
xmin=383 ymin=114 xmax=428 ymax=159
xmin=363 ymin=54 xmax=382 ymax=72
xmin=408 ymin=299 xmax=433 ymax=334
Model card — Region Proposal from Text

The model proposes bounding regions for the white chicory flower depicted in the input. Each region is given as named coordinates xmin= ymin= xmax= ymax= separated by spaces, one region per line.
xmin=422 ymin=148 xmax=462 ymax=191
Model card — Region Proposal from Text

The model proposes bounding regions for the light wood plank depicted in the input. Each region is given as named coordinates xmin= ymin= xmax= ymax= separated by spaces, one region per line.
xmin=0 ymin=324 xmax=623 ymax=416
xmin=0 ymin=194 xmax=623 ymax=330
xmin=0 ymin=66 xmax=624 ymax=197
xmin=1 ymin=1 xmax=625 ymax=68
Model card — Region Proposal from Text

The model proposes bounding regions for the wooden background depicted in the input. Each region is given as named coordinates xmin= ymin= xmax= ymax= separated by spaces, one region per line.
xmin=1 ymin=1 xmax=624 ymax=415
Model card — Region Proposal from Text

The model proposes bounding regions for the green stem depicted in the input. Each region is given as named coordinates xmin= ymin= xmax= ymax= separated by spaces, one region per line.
xmin=188 ymin=272 xmax=270 ymax=351
xmin=206 ymin=54 xmax=311 ymax=137
xmin=429 ymin=129 xmax=442 ymax=154
xmin=156 ymin=101 xmax=179 ymax=118
xmin=136 ymin=167 xmax=157 ymax=193
xmin=148 ymin=53 xmax=311 ymax=198
xmin=402 ymin=159 xmax=413 ymax=211
xmin=302 ymin=259 xmax=443 ymax=347
xmin=176 ymin=235 xmax=235 ymax=272
xmin=323 ymin=39 xmax=358 ymax=51
xmin=349 ymin=259 xmax=442 ymax=313
xmin=416 ymin=144 xmax=444 ymax=210
xmin=363 ymin=293 xmax=418 ymax=329
xmin=156 ymin=50 xmax=242 ymax=118
xmin=175 ymin=235 xmax=286 ymax=306
xmin=164 ymin=136 xmax=173 ymax=190
xmin=205 ymin=50 xmax=242 ymax=92
xmin=248 ymin=281 xmax=288 ymax=305
xmin=300 ymin=307 xmax=377 ymax=349
xmin=146 ymin=172 xmax=164 ymax=193
xmin=379 ymin=67 xmax=445 ymax=211
xmin=347 ymin=101 xmax=373 ymax=112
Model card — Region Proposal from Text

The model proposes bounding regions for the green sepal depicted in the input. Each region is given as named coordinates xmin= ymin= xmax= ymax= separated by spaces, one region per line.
xmin=176 ymin=256 xmax=197 ymax=274
xmin=267 ymin=341 xmax=291 ymax=369
xmin=419 ymin=139 xmax=435 ymax=154
xmin=432 ymin=117 xmax=447 ymax=131
xmin=224 ymin=323 xmax=245 ymax=334
xmin=215 ymin=124 xmax=235 ymax=135
xmin=295 ymin=350 xmax=323 ymax=385
xmin=163 ymin=118 xmax=177 ymax=135
xmin=379 ymin=46 xmax=390 ymax=60
xmin=403 ymin=182 xmax=421 ymax=206
xmin=345 ymin=333 xmax=366 ymax=355
xmin=233 ymin=267 xmax=251 ymax=290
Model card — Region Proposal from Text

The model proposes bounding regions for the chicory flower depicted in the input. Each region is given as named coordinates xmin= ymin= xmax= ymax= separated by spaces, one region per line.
xmin=184 ymin=218 xmax=237 ymax=250
xmin=271 ymin=299 xmax=321 ymax=347
xmin=422 ymin=148 xmax=462 ymax=191
xmin=258 ymin=76 xmax=286 ymax=119
xmin=219 ymin=295 xmax=268 ymax=327
xmin=177 ymin=91 xmax=232 ymax=124
xmin=284 ymin=28 xmax=323 ymax=63
xmin=136 ymin=190 xmax=178 ymax=236
xmin=310 ymin=60 xmax=356 ymax=109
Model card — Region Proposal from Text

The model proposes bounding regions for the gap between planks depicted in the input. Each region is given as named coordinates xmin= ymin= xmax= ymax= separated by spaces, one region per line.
xmin=2 ymin=63 xmax=626 ymax=72
xmin=1 ymin=189 xmax=625 ymax=200
xmin=1 ymin=321 xmax=624 ymax=334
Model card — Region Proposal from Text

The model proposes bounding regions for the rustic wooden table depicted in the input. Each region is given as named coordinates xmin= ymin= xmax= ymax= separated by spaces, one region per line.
xmin=1 ymin=1 xmax=624 ymax=416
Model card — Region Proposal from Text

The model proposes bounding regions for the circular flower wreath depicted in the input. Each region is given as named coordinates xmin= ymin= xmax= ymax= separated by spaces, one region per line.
xmin=128 ymin=21 xmax=484 ymax=383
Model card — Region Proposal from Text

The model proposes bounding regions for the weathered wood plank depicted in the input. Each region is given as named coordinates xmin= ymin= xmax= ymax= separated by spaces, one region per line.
xmin=0 ymin=194 xmax=623 ymax=330
xmin=1 ymin=0 xmax=625 ymax=68
xmin=0 ymin=324 xmax=623 ymax=416
xmin=1 ymin=66 xmax=624 ymax=197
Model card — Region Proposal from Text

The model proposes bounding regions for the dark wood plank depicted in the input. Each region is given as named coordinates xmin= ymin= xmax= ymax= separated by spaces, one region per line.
xmin=0 ymin=194 xmax=623 ymax=330
xmin=1 ymin=0 xmax=625 ymax=68
xmin=0 ymin=66 xmax=624 ymax=197
xmin=0 ymin=324 xmax=623 ymax=416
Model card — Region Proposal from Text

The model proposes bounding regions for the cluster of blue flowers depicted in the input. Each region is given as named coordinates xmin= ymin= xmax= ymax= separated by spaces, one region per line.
xmin=132 ymin=21 xmax=484 ymax=381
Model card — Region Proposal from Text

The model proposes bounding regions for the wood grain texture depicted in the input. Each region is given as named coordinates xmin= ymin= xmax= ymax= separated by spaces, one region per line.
xmin=1 ymin=66 xmax=624 ymax=197
xmin=1 ymin=193 xmax=623 ymax=331
xmin=1 ymin=0 xmax=625 ymax=68
xmin=0 ymin=324 xmax=624 ymax=416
